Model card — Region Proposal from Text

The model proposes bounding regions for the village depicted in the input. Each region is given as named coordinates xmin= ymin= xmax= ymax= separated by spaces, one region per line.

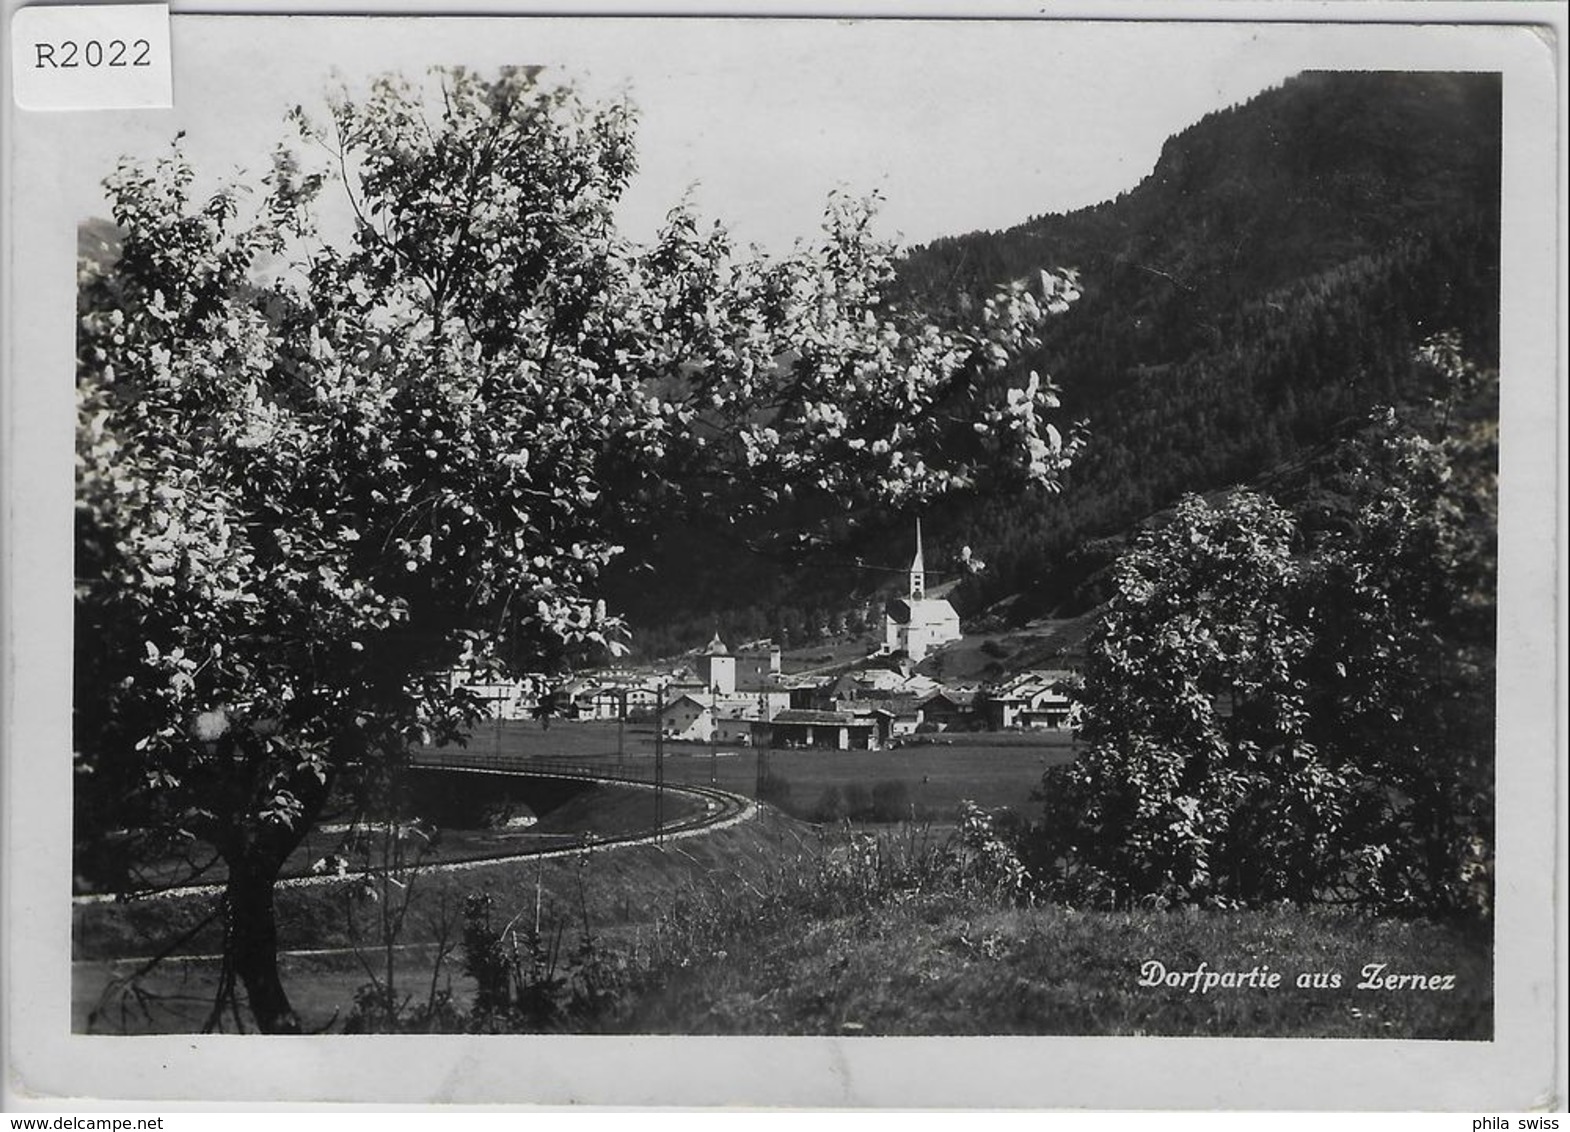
xmin=448 ymin=521 xmax=1080 ymax=753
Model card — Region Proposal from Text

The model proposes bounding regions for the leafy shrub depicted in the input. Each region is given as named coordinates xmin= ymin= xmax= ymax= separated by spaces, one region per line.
xmin=459 ymin=891 xmax=624 ymax=1032
xmin=951 ymin=801 xmax=1033 ymax=905
xmin=1038 ymin=491 xmax=1336 ymax=909
xmin=343 ymin=984 xmax=464 ymax=1034
xmin=1037 ymin=386 xmax=1495 ymax=918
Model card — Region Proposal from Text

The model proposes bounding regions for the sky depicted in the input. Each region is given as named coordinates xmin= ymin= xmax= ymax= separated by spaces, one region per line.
xmin=59 ymin=16 xmax=1310 ymax=255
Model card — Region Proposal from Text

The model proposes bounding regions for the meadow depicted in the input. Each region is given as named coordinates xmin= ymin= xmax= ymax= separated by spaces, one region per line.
xmin=434 ymin=718 xmax=1077 ymax=818
xmin=73 ymin=805 xmax=1492 ymax=1039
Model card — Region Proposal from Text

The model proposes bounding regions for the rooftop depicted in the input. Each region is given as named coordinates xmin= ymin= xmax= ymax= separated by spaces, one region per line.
xmin=770 ymin=709 xmax=858 ymax=727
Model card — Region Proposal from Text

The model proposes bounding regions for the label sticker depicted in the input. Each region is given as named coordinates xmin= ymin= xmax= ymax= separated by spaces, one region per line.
xmin=11 ymin=4 xmax=172 ymax=111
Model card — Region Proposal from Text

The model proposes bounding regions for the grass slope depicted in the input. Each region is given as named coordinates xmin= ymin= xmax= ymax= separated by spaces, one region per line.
xmin=75 ymin=808 xmax=1491 ymax=1040
xmin=609 ymin=896 xmax=1490 ymax=1039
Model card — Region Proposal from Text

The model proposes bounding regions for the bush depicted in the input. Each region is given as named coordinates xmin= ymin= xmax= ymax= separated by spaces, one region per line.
xmin=951 ymin=801 xmax=1032 ymax=905
xmin=460 ymin=891 xmax=624 ymax=1032
xmin=810 ymin=785 xmax=844 ymax=823
xmin=842 ymin=782 xmax=872 ymax=821
xmin=1037 ymin=391 xmax=1495 ymax=918
xmin=343 ymin=984 xmax=464 ymax=1034
xmin=869 ymin=779 xmax=912 ymax=822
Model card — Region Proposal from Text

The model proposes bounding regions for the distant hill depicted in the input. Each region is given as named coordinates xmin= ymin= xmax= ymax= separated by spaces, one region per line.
xmin=610 ymin=70 xmax=1501 ymax=653
xmin=78 ymin=216 xmax=121 ymax=268
xmin=895 ymin=70 xmax=1500 ymax=618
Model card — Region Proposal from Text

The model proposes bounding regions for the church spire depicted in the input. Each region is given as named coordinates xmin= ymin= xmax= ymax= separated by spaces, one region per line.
xmin=910 ymin=518 xmax=926 ymax=600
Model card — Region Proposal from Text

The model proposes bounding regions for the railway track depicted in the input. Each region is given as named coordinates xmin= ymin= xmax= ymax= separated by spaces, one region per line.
xmin=72 ymin=761 xmax=756 ymax=906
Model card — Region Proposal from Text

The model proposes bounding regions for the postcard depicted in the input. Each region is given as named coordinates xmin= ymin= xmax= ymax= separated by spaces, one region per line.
xmin=3 ymin=3 xmax=1562 ymax=1110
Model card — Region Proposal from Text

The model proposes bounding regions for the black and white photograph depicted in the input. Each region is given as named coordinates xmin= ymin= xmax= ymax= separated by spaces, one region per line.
xmin=3 ymin=3 xmax=1563 ymax=1111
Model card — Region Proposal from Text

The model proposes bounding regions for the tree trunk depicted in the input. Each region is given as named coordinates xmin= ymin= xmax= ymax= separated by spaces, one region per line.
xmin=218 ymin=764 xmax=333 ymax=1034
xmin=227 ymin=856 xmax=301 ymax=1034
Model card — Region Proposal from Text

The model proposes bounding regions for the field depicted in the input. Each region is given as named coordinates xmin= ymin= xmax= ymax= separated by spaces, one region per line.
xmin=73 ymin=806 xmax=1493 ymax=1039
xmin=773 ymin=616 xmax=1095 ymax=683
xmin=429 ymin=718 xmax=1078 ymax=818
xmin=912 ymin=615 xmax=1096 ymax=682
xmin=778 ymin=631 xmax=887 ymax=675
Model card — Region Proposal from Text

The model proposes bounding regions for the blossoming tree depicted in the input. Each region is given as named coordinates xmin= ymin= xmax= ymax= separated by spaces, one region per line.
xmin=74 ymin=67 xmax=1082 ymax=1032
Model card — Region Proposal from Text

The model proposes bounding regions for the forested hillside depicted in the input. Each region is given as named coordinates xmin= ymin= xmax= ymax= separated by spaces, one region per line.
xmin=902 ymin=70 xmax=1500 ymax=617
xmin=79 ymin=72 xmax=1499 ymax=660
xmin=607 ymin=70 xmax=1501 ymax=653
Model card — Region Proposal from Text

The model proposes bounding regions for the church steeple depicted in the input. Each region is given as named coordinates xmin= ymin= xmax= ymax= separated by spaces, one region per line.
xmin=909 ymin=518 xmax=926 ymax=600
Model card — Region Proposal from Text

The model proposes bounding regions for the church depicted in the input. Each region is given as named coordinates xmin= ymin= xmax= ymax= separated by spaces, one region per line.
xmin=883 ymin=520 xmax=962 ymax=662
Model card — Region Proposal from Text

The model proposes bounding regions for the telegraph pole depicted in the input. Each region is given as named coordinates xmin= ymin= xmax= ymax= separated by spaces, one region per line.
xmin=709 ymin=683 xmax=719 ymax=785
xmin=755 ymin=688 xmax=770 ymax=800
xmin=654 ymin=683 xmax=665 ymax=846
xmin=617 ymin=688 xmax=626 ymax=771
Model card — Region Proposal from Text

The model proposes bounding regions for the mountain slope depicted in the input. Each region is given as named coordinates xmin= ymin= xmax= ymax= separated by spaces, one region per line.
xmin=892 ymin=70 xmax=1500 ymax=619
xmin=611 ymin=71 xmax=1501 ymax=651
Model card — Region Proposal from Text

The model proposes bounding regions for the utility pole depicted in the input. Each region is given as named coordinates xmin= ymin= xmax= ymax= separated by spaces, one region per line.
xmin=617 ymin=688 xmax=626 ymax=772
xmin=754 ymin=687 xmax=769 ymax=799
xmin=709 ymin=683 xmax=719 ymax=785
xmin=492 ymin=688 xmax=503 ymax=759
xmin=654 ymin=683 xmax=665 ymax=846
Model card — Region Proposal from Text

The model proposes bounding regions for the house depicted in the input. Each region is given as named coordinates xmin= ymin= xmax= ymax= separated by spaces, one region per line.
xmin=712 ymin=709 xmax=758 ymax=745
xmin=660 ymin=685 xmax=783 ymax=744
xmin=878 ymin=694 xmax=925 ymax=738
xmin=661 ymin=693 xmax=714 ymax=741
xmin=556 ymin=670 xmax=666 ymax=721
xmin=780 ymin=675 xmax=823 ymax=710
xmin=445 ymin=670 xmax=545 ymax=720
xmin=917 ymin=688 xmax=978 ymax=731
xmin=883 ymin=519 xmax=963 ymax=661
xmin=979 ymin=670 xmax=1078 ymax=730
xmin=755 ymin=709 xmax=882 ymax=751
xmin=844 ymin=706 xmax=897 ymax=746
